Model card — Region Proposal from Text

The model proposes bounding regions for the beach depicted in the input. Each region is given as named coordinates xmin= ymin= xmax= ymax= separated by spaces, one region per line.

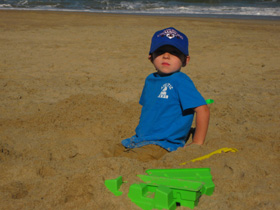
xmin=0 ymin=10 xmax=279 ymax=209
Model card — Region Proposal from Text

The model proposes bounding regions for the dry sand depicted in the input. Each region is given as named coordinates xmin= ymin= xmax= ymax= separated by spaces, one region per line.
xmin=0 ymin=10 xmax=279 ymax=210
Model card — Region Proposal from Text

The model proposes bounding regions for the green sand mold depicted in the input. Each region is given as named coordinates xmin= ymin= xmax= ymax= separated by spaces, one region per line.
xmin=145 ymin=168 xmax=215 ymax=196
xmin=138 ymin=175 xmax=204 ymax=194
xmin=206 ymin=99 xmax=214 ymax=105
xmin=104 ymin=176 xmax=124 ymax=196
xmin=128 ymin=183 xmax=200 ymax=210
xmin=128 ymin=168 xmax=215 ymax=210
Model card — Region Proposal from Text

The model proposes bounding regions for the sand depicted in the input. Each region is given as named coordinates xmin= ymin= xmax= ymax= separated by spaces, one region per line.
xmin=0 ymin=10 xmax=279 ymax=210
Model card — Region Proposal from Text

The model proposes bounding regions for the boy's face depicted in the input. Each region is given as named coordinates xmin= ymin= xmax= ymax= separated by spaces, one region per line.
xmin=149 ymin=45 xmax=189 ymax=75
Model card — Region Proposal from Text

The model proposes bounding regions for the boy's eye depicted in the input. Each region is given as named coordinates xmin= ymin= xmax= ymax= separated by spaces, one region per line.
xmin=170 ymin=51 xmax=180 ymax=56
xmin=154 ymin=50 xmax=180 ymax=56
xmin=156 ymin=50 xmax=165 ymax=55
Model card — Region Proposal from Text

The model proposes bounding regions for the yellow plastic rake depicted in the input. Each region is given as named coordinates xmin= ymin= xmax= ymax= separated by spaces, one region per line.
xmin=180 ymin=147 xmax=238 ymax=165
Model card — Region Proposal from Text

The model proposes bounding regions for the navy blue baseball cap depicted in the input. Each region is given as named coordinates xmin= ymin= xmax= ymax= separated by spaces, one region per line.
xmin=149 ymin=27 xmax=189 ymax=56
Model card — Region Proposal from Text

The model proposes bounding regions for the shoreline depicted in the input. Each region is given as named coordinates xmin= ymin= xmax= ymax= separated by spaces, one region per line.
xmin=1 ymin=8 xmax=280 ymax=21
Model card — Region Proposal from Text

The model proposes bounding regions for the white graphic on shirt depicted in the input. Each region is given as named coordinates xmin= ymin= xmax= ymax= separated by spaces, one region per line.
xmin=158 ymin=83 xmax=173 ymax=99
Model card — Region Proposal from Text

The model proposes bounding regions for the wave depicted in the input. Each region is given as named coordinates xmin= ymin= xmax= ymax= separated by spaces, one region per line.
xmin=0 ymin=0 xmax=279 ymax=18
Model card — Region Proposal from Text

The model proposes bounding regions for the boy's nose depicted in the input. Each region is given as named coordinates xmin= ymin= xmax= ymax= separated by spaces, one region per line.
xmin=162 ymin=52 xmax=170 ymax=58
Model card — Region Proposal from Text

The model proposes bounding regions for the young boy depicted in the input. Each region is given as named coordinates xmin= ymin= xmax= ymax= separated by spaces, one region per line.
xmin=108 ymin=27 xmax=209 ymax=161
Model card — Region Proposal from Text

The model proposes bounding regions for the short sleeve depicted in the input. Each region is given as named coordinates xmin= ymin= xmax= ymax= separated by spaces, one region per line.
xmin=139 ymin=77 xmax=149 ymax=106
xmin=176 ymin=74 xmax=206 ymax=110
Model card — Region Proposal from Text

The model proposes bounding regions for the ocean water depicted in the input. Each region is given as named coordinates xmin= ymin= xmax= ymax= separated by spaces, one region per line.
xmin=0 ymin=0 xmax=280 ymax=19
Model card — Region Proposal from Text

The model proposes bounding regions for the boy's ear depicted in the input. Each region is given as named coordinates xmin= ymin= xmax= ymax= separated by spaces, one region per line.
xmin=186 ymin=56 xmax=190 ymax=64
xmin=148 ymin=54 xmax=153 ymax=63
xmin=182 ymin=56 xmax=190 ymax=67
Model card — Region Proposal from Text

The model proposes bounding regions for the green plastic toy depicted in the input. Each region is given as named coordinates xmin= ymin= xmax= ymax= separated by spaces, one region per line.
xmin=104 ymin=168 xmax=215 ymax=209
xmin=128 ymin=168 xmax=215 ymax=210
xmin=137 ymin=175 xmax=204 ymax=193
xmin=206 ymin=99 xmax=214 ymax=105
xmin=104 ymin=176 xmax=124 ymax=196
xmin=145 ymin=168 xmax=215 ymax=196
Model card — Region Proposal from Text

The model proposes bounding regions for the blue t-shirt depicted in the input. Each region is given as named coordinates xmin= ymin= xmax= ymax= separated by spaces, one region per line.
xmin=122 ymin=71 xmax=206 ymax=151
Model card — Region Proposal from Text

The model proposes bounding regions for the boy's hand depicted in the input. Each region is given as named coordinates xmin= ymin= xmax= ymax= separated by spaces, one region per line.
xmin=184 ymin=142 xmax=202 ymax=147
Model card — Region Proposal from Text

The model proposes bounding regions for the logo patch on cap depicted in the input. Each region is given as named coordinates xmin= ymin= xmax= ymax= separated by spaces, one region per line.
xmin=157 ymin=28 xmax=184 ymax=40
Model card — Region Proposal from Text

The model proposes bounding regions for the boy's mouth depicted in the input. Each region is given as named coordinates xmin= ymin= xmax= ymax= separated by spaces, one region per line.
xmin=162 ymin=62 xmax=170 ymax=66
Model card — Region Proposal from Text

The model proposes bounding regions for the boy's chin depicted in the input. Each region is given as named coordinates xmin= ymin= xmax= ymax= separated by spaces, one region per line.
xmin=157 ymin=69 xmax=181 ymax=75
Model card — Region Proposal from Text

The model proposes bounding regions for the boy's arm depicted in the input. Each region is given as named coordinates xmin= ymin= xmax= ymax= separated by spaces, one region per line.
xmin=188 ymin=104 xmax=210 ymax=146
